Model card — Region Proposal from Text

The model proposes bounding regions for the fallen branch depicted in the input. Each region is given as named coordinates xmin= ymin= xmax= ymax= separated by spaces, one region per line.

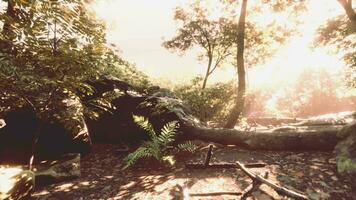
xmin=175 ymin=184 xmax=242 ymax=198
xmin=236 ymin=161 xmax=308 ymax=200
xmin=190 ymin=192 xmax=242 ymax=196
xmin=185 ymin=162 xmax=266 ymax=169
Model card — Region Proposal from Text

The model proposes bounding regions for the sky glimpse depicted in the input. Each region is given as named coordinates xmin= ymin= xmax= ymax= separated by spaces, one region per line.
xmin=92 ymin=0 xmax=350 ymax=90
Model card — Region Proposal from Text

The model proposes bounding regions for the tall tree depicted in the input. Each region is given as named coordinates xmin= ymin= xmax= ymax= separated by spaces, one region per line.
xmin=222 ymin=0 xmax=306 ymax=128
xmin=164 ymin=1 xmax=289 ymax=90
xmin=224 ymin=0 xmax=248 ymax=128
xmin=163 ymin=5 xmax=235 ymax=89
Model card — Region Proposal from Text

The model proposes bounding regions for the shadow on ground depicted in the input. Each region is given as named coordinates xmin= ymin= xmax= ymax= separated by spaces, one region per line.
xmin=33 ymin=144 xmax=355 ymax=200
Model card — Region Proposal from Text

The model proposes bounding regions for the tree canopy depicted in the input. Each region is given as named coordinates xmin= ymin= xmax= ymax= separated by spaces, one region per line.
xmin=0 ymin=0 xmax=150 ymax=121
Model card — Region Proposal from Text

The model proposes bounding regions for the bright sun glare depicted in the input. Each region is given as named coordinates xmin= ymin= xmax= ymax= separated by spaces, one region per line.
xmin=0 ymin=167 xmax=22 ymax=195
xmin=91 ymin=0 xmax=351 ymax=94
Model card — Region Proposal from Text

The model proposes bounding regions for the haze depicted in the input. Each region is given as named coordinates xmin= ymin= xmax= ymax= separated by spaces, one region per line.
xmin=92 ymin=0 xmax=352 ymax=92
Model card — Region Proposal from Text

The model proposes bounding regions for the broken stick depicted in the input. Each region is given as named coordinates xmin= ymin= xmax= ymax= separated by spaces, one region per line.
xmin=241 ymin=180 xmax=262 ymax=200
xmin=203 ymin=144 xmax=213 ymax=166
xmin=236 ymin=161 xmax=308 ymax=200
xmin=185 ymin=162 xmax=266 ymax=169
xmin=190 ymin=192 xmax=242 ymax=196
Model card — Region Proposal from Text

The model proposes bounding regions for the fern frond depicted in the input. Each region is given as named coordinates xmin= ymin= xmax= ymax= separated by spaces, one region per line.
xmin=158 ymin=121 xmax=179 ymax=145
xmin=177 ymin=141 xmax=197 ymax=153
xmin=122 ymin=147 xmax=151 ymax=169
xmin=145 ymin=140 xmax=162 ymax=160
xmin=124 ymin=119 xmax=186 ymax=169
xmin=133 ymin=115 xmax=157 ymax=139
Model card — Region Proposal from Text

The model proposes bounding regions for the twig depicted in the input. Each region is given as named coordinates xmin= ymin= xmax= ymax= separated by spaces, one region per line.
xmin=186 ymin=162 xmax=266 ymax=169
xmin=236 ymin=161 xmax=308 ymax=200
xmin=190 ymin=192 xmax=242 ymax=196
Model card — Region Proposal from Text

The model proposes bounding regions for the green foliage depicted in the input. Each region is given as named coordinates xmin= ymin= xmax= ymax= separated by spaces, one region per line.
xmin=0 ymin=0 xmax=150 ymax=123
xmin=123 ymin=116 xmax=197 ymax=169
xmin=174 ymin=77 xmax=235 ymax=123
xmin=177 ymin=141 xmax=197 ymax=153
xmin=0 ymin=0 xmax=102 ymax=114
xmin=315 ymin=15 xmax=356 ymax=87
xmin=337 ymin=155 xmax=356 ymax=173
xmin=163 ymin=2 xmax=293 ymax=89
xmin=163 ymin=4 xmax=236 ymax=88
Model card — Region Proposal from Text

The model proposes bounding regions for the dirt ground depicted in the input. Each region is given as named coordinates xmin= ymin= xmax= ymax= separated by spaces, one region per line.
xmin=33 ymin=143 xmax=355 ymax=200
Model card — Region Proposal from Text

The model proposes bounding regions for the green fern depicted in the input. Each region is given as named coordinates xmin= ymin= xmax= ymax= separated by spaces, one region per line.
xmin=133 ymin=115 xmax=157 ymax=139
xmin=123 ymin=116 xmax=196 ymax=169
xmin=123 ymin=147 xmax=151 ymax=169
xmin=158 ymin=121 xmax=179 ymax=145
xmin=177 ymin=141 xmax=197 ymax=153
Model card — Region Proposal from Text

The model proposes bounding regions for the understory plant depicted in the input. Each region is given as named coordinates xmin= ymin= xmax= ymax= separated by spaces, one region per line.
xmin=123 ymin=115 xmax=197 ymax=169
xmin=174 ymin=77 xmax=235 ymax=123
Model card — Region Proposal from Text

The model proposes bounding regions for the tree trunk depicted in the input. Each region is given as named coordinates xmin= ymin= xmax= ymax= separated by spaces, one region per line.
xmin=1 ymin=0 xmax=17 ymax=55
xmin=337 ymin=0 xmax=356 ymax=29
xmin=225 ymin=0 xmax=248 ymax=128
xmin=202 ymin=54 xmax=213 ymax=89
xmin=2 ymin=0 xmax=16 ymax=38
xmin=184 ymin=125 xmax=342 ymax=151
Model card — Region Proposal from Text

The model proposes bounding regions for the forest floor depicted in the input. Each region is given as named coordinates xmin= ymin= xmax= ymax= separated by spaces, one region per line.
xmin=33 ymin=143 xmax=355 ymax=200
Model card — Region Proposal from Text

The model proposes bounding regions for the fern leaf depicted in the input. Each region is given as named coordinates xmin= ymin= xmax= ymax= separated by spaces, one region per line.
xmin=132 ymin=115 xmax=157 ymax=139
xmin=158 ymin=121 xmax=179 ymax=145
xmin=177 ymin=141 xmax=197 ymax=153
xmin=124 ymin=119 xmax=185 ymax=169
xmin=122 ymin=147 xmax=151 ymax=169
xmin=146 ymin=140 xmax=162 ymax=160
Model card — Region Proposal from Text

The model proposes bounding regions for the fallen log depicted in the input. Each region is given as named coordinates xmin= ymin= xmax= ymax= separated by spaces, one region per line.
xmin=34 ymin=153 xmax=81 ymax=185
xmin=184 ymin=125 xmax=342 ymax=151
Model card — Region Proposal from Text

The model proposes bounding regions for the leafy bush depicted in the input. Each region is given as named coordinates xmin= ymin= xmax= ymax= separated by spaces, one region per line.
xmin=174 ymin=77 xmax=235 ymax=123
xmin=123 ymin=116 xmax=196 ymax=169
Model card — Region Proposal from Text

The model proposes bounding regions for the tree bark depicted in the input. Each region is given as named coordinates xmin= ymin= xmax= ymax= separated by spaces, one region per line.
xmin=184 ymin=125 xmax=342 ymax=151
xmin=338 ymin=0 xmax=356 ymax=21
xmin=2 ymin=0 xmax=16 ymax=37
xmin=337 ymin=0 xmax=356 ymax=30
xmin=1 ymin=0 xmax=17 ymax=55
xmin=225 ymin=0 xmax=248 ymax=128
xmin=202 ymin=53 xmax=213 ymax=89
